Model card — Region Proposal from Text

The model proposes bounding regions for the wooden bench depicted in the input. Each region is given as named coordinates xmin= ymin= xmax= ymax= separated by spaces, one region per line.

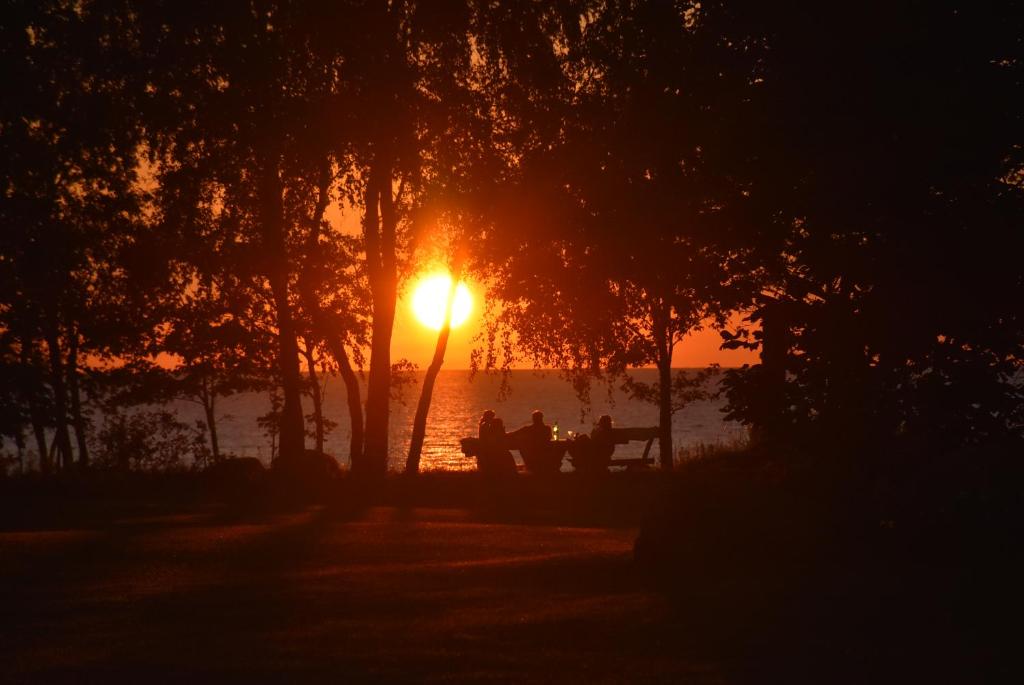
xmin=461 ymin=426 xmax=661 ymax=473
xmin=607 ymin=426 xmax=659 ymax=469
xmin=459 ymin=436 xmax=566 ymax=475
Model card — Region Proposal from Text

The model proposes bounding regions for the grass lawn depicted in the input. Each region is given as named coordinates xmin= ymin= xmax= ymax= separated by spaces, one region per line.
xmin=2 ymin=467 xmax=1019 ymax=683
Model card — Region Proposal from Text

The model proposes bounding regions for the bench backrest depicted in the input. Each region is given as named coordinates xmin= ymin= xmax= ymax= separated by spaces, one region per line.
xmin=609 ymin=426 xmax=659 ymax=444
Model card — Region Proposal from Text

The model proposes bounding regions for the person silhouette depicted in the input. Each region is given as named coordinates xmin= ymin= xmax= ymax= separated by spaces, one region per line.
xmin=479 ymin=410 xmax=503 ymax=443
xmin=513 ymin=410 xmax=561 ymax=475
xmin=568 ymin=414 xmax=615 ymax=474
xmin=590 ymin=414 xmax=616 ymax=466
xmin=477 ymin=410 xmax=516 ymax=478
xmin=526 ymin=410 xmax=553 ymax=443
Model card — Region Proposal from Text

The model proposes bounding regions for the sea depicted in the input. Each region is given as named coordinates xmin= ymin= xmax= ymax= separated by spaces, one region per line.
xmin=173 ymin=368 xmax=748 ymax=471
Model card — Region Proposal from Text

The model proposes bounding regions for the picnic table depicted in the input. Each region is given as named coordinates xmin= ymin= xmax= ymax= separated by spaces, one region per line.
xmin=459 ymin=426 xmax=660 ymax=474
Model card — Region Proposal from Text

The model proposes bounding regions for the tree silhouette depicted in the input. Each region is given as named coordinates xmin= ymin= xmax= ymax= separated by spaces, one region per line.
xmin=719 ymin=1 xmax=1024 ymax=451
xmin=1 ymin=0 xmax=147 ymax=470
xmin=2 ymin=0 xmax=1020 ymax=478
xmin=157 ymin=293 xmax=267 ymax=462
xmin=133 ymin=1 xmax=356 ymax=463
xmin=405 ymin=233 xmax=465 ymax=475
xmin=478 ymin=0 xmax=760 ymax=466
xmin=296 ymin=173 xmax=371 ymax=466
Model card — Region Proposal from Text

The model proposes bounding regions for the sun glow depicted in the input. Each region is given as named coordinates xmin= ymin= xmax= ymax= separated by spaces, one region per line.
xmin=411 ymin=274 xmax=473 ymax=330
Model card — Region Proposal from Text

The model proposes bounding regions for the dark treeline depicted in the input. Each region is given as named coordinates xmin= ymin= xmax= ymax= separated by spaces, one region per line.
xmin=1 ymin=1 xmax=1021 ymax=478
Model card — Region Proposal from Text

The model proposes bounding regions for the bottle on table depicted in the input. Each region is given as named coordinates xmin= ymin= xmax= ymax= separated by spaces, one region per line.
xmin=552 ymin=420 xmax=559 ymax=441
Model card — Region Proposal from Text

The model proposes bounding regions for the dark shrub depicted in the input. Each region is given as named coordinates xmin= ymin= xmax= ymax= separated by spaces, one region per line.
xmin=271 ymin=450 xmax=341 ymax=500
xmin=204 ymin=457 xmax=265 ymax=486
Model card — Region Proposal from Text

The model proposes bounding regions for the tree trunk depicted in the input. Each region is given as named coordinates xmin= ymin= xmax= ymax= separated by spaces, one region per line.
xmin=298 ymin=158 xmax=365 ymax=466
xmin=302 ymin=342 xmax=325 ymax=454
xmin=49 ymin=433 xmax=61 ymax=470
xmin=259 ymin=154 xmax=305 ymax=461
xmin=14 ymin=428 xmax=25 ymax=473
xmin=20 ymin=338 xmax=50 ymax=474
xmin=270 ymin=288 xmax=306 ymax=463
xmin=753 ymin=299 xmax=788 ymax=447
xmin=406 ymin=261 xmax=463 ymax=474
xmin=653 ymin=313 xmax=674 ymax=470
xmin=361 ymin=160 xmax=398 ymax=479
xmin=298 ymin=288 xmax=365 ymax=465
xmin=656 ymin=355 xmax=673 ymax=470
xmin=44 ymin=325 xmax=73 ymax=471
xmin=201 ymin=379 xmax=220 ymax=462
xmin=67 ymin=329 xmax=89 ymax=468
xmin=30 ymin=412 xmax=48 ymax=474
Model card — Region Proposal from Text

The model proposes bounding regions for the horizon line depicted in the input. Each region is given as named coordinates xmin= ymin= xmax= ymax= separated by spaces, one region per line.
xmin=428 ymin=366 xmax=749 ymax=372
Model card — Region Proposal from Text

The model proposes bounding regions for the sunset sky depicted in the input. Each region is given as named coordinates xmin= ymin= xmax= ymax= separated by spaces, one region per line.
xmin=392 ymin=279 xmax=759 ymax=370
xmin=327 ymin=199 xmax=760 ymax=370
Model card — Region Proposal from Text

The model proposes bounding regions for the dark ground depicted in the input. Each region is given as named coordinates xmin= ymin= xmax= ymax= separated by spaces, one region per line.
xmin=1 ymin=467 xmax=1020 ymax=683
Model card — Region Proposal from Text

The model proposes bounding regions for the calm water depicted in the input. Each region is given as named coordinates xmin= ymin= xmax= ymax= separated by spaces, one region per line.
xmin=178 ymin=369 xmax=747 ymax=471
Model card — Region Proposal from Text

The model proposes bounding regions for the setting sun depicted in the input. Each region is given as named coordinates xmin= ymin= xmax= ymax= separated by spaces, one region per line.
xmin=411 ymin=274 xmax=472 ymax=330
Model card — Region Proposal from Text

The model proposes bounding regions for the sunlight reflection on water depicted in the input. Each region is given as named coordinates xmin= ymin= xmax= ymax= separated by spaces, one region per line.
xmin=181 ymin=369 xmax=747 ymax=471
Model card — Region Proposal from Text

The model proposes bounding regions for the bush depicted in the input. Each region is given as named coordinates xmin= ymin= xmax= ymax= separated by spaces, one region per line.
xmin=270 ymin=449 xmax=341 ymax=500
xmin=92 ymin=410 xmax=206 ymax=472
xmin=675 ymin=437 xmax=750 ymax=465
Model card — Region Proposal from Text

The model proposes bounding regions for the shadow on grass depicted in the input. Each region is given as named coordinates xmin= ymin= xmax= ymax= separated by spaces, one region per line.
xmin=3 ymin=450 xmax=1022 ymax=683
xmin=0 ymin=485 xmax=711 ymax=683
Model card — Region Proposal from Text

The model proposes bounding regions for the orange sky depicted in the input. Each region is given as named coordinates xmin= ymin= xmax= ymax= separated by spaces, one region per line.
xmin=146 ymin=282 xmax=756 ymax=372
xmin=391 ymin=280 xmax=759 ymax=370
xmin=329 ymin=204 xmax=758 ymax=369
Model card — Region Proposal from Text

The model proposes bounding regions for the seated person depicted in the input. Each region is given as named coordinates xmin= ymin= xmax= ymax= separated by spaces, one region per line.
xmin=590 ymin=414 xmax=616 ymax=463
xmin=476 ymin=410 xmax=516 ymax=478
xmin=479 ymin=410 xmax=503 ymax=443
xmin=569 ymin=415 xmax=616 ymax=474
xmin=509 ymin=410 xmax=560 ymax=475
xmin=525 ymin=410 xmax=553 ymax=444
